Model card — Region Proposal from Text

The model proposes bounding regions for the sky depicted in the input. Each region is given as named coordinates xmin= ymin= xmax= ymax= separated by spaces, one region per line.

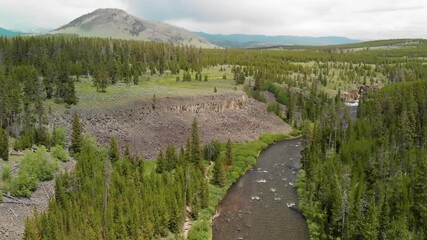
xmin=0 ymin=0 xmax=427 ymax=39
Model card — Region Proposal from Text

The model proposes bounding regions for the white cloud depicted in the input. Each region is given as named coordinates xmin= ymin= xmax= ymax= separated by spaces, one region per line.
xmin=0 ymin=0 xmax=129 ymax=30
xmin=162 ymin=0 xmax=427 ymax=39
xmin=1 ymin=0 xmax=427 ymax=39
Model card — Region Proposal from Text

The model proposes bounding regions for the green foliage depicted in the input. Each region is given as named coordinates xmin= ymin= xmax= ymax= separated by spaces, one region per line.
xmin=2 ymin=35 xmax=427 ymax=239
xmin=203 ymin=140 xmax=220 ymax=162
xmin=93 ymin=64 xmax=109 ymax=92
xmin=1 ymin=163 xmax=11 ymax=183
xmin=9 ymin=171 xmax=38 ymax=197
xmin=212 ymin=158 xmax=225 ymax=187
xmin=70 ymin=112 xmax=82 ymax=155
xmin=108 ymin=137 xmax=120 ymax=162
xmin=9 ymin=146 xmax=59 ymax=197
xmin=225 ymin=139 xmax=233 ymax=166
xmin=0 ymin=128 xmax=8 ymax=161
xmin=52 ymin=127 xmax=66 ymax=147
xmin=25 ymin=129 xmax=210 ymax=239
xmin=191 ymin=118 xmax=202 ymax=170
xmin=51 ymin=145 xmax=70 ymax=162
xmin=299 ymin=80 xmax=427 ymax=239
xmin=14 ymin=128 xmax=36 ymax=150
xmin=22 ymin=146 xmax=59 ymax=181
xmin=187 ymin=220 xmax=210 ymax=240
xmin=267 ymin=102 xmax=283 ymax=118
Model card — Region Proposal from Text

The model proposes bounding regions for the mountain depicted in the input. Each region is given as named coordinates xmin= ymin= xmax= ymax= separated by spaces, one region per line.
xmin=0 ymin=27 xmax=23 ymax=37
xmin=51 ymin=8 xmax=216 ymax=48
xmin=195 ymin=32 xmax=361 ymax=48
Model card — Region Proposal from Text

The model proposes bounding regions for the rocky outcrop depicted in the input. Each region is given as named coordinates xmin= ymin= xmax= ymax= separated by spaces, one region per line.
xmin=168 ymin=95 xmax=246 ymax=113
xmin=53 ymin=93 xmax=291 ymax=159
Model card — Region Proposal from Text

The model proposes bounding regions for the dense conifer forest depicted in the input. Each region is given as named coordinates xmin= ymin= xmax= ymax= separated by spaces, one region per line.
xmin=1 ymin=36 xmax=427 ymax=239
xmin=298 ymin=80 xmax=427 ymax=239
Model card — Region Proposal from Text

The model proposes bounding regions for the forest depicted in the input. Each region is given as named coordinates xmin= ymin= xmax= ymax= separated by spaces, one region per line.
xmin=298 ymin=80 xmax=427 ymax=239
xmin=0 ymin=36 xmax=427 ymax=239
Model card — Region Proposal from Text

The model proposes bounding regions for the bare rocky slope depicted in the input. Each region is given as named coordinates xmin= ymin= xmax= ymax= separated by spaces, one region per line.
xmin=51 ymin=8 xmax=216 ymax=48
xmin=54 ymin=93 xmax=292 ymax=159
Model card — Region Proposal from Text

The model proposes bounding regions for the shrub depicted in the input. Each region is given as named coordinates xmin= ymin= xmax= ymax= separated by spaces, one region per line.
xmin=20 ymin=146 xmax=58 ymax=181
xmin=52 ymin=127 xmax=66 ymax=147
xmin=187 ymin=220 xmax=210 ymax=240
xmin=9 ymin=171 xmax=38 ymax=197
xmin=9 ymin=146 xmax=59 ymax=197
xmin=1 ymin=164 xmax=11 ymax=182
xmin=51 ymin=145 xmax=70 ymax=162
xmin=14 ymin=129 xmax=36 ymax=150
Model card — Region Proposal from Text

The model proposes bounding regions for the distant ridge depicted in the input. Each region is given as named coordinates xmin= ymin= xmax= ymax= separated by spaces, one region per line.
xmin=51 ymin=8 xmax=216 ymax=48
xmin=0 ymin=27 xmax=23 ymax=37
xmin=195 ymin=32 xmax=360 ymax=48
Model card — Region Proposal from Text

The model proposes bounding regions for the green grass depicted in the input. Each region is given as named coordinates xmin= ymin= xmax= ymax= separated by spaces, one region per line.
xmin=46 ymin=65 xmax=241 ymax=112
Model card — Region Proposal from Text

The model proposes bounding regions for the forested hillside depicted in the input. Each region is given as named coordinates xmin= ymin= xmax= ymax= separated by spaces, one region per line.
xmin=298 ymin=80 xmax=427 ymax=239
xmin=24 ymin=119 xmax=210 ymax=239
xmin=1 ymin=36 xmax=427 ymax=239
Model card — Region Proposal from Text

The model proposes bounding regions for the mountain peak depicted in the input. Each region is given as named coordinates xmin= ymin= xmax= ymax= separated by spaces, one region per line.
xmin=52 ymin=8 xmax=215 ymax=48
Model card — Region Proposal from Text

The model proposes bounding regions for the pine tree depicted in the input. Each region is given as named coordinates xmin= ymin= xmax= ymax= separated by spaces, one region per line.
xmin=70 ymin=112 xmax=82 ymax=155
xmin=0 ymin=129 xmax=9 ymax=161
xmin=156 ymin=151 xmax=165 ymax=173
xmin=93 ymin=65 xmax=109 ymax=92
xmin=191 ymin=118 xmax=202 ymax=169
xmin=108 ymin=137 xmax=120 ymax=162
xmin=212 ymin=158 xmax=225 ymax=187
xmin=124 ymin=144 xmax=132 ymax=161
xmin=43 ymin=63 xmax=55 ymax=99
xmin=225 ymin=139 xmax=233 ymax=166
xmin=165 ymin=144 xmax=177 ymax=171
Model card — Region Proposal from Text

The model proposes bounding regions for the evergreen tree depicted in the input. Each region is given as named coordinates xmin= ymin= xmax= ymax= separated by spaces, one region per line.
xmin=0 ymin=129 xmax=9 ymax=161
xmin=191 ymin=118 xmax=202 ymax=169
xmin=93 ymin=64 xmax=109 ymax=92
xmin=165 ymin=144 xmax=177 ymax=171
xmin=225 ymin=139 xmax=233 ymax=166
xmin=123 ymin=144 xmax=132 ymax=161
xmin=108 ymin=137 xmax=120 ymax=162
xmin=70 ymin=112 xmax=82 ymax=155
xmin=156 ymin=150 xmax=166 ymax=173
xmin=212 ymin=158 xmax=225 ymax=187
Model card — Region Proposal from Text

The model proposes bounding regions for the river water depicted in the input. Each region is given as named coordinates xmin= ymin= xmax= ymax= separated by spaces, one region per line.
xmin=212 ymin=138 xmax=310 ymax=240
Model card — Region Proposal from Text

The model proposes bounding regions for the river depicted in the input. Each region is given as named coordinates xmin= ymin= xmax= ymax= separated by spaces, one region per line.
xmin=212 ymin=138 xmax=310 ymax=240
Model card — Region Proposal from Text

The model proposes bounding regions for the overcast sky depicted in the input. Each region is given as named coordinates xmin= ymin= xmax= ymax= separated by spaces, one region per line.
xmin=0 ymin=0 xmax=426 ymax=39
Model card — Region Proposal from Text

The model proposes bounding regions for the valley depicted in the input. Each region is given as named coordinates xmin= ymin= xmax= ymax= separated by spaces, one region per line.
xmin=0 ymin=6 xmax=427 ymax=240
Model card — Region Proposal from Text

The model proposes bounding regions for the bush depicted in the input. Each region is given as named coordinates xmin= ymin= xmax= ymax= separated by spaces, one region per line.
xmin=52 ymin=127 xmax=66 ymax=147
xmin=187 ymin=220 xmax=210 ymax=240
xmin=9 ymin=146 xmax=59 ymax=197
xmin=9 ymin=171 xmax=38 ymax=197
xmin=21 ymin=146 xmax=58 ymax=181
xmin=51 ymin=145 xmax=70 ymax=162
xmin=14 ymin=128 xmax=36 ymax=150
xmin=1 ymin=164 xmax=11 ymax=182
